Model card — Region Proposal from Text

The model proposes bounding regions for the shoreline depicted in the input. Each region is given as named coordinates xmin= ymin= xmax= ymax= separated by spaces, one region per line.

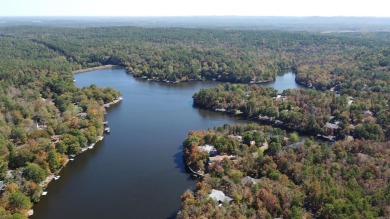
xmin=72 ymin=65 xmax=119 ymax=74
xmin=31 ymin=97 xmax=123 ymax=217
xmin=195 ymin=106 xmax=338 ymax=142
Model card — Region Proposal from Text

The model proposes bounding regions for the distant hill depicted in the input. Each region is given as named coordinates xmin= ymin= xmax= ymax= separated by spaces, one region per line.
xmin=1 ymin=16 xmax=390 ymax=31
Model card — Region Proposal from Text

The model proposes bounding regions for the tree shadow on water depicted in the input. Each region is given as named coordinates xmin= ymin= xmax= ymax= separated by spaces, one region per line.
xmin=173 ymin=145 xmax=198 ymax=181
xmin=173 ymin=145 xmax=187 ymax=174
xmin=170 ymin=145 xmax=199 ymax=219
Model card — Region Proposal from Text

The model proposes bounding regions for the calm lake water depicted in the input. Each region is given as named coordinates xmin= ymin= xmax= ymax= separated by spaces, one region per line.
xmin=263 ymin=72 xmax=305 ymax=92
xmin=32 ymin=69 xmax=301 ymax=219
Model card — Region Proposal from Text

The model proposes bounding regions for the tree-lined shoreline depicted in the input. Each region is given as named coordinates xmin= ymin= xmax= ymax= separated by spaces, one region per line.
xmin=0 ymin=25 xmax=388 ymax=218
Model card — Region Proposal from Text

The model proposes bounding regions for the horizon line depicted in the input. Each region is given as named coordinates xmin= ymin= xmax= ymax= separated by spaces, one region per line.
xmin=1 ymin=15 xmax=390 ymax=18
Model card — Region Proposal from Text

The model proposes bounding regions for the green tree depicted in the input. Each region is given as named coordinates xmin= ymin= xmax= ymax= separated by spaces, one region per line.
xmin=8 ymin=190 xmax=32 ymax=211
xmin=47 ymin=151 xmax=59 ymax=172
xmin=289 ymin=132 xmax=300 ymax=143
xmin=0 ymin=160 xmax=8 ymax=180
xmin=23 ymin=163 xmax=46 ymax=183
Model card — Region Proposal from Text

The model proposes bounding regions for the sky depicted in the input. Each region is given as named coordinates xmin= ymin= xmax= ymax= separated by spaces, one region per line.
xmin=0 ymin=0 xmax=389 ymax=17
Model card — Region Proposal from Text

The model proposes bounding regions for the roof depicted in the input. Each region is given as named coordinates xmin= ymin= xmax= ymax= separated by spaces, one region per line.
xmin=77 ymin=112 xmax=87 ymax=119
xmin=241 ymin=176 xmax=261 ymax=186
xmin=51 ymin=135 xmax=60 ymax=139
xmin=209 ymin=155 xmax=235 ymax=163
xmin=228 ymin=135 xmax=243 ymax=141
xmin=198 ymin=145 xmax=216 ymax=154
xmin=209 ymin=189 xmax=233 ymax=203
xmin=325 ymin=122 xmax=339 ymax=129
xmin=286 ymin=142 xmax=304 ymax=149
xmin=364 ymin=110 xmax=373 ymax=117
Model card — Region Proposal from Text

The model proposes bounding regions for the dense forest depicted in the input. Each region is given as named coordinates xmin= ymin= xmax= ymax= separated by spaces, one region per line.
xmin=2 ymin=26 xmax=389 ymax=88
xmin=0 ymin=25 xmax=389 ymax=218
xmin=180 ymin=124 xmax=389 ymax=218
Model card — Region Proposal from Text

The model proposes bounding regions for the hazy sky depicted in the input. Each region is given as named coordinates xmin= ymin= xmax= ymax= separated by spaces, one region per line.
xmin=0 ymin=0 xmax=389 ymax=17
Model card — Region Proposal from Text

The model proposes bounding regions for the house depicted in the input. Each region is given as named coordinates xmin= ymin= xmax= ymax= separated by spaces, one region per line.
xmin=50 ymin=135 xmax=61 ymax=144
xmin=241 ymin=176 xmax=262 ymax=186
xmin=258 ymin=115 xmax=270 ymax=120
xmin=5 ymin=170 xmax=14 ymax=179
xmin=77 ymin=112 xmax=87 ymax=119
xmin=273 ymin=94 xmax=287 ymax=101
xmin=274 ymin=120 xmax=283 ymax=125
xmin=228 ymin=135 xmax=243 ymax=142
xmin=198 ymin=144 xmax=217 ymax=155
xmin=35 ymin=122 xmax=47 ymax=130
xmin=209 ymin=189 xmax=233 ymax=203
xmin=285 ymin=142 xmax=304 ymax=149
xmin=209 ymin=155 xmax=235 ymax=163
xmin=348 ymin=96 xmax=354 ymax=106
xmin=364 ymin=110 xmax=374 ymax=118
xmin=324 ymin=122 xmax=340 ymax=136
xmin=215 ymin=108 xmax=226 ymax=112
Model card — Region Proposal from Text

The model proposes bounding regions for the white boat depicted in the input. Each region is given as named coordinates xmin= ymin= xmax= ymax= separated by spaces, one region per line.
xmin=69 ymin=158 xmax=74 ymax=161
xmin=54 ymin=176 xmax=60 ymax=180
xmin=42 ymin=191 xmax=48 ymax=195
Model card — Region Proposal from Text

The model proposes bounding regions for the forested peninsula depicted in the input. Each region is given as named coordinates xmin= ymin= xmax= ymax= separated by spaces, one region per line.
xmin=0 ymin=31 xmax=120 ymax=218
xmin=180 ymin=124 xmax=389 ymax=218
xmin=0 ymin=25 xmax=389 ymax=218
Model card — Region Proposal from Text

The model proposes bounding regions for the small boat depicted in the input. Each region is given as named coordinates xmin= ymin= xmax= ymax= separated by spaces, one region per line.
xmin=69 ymin=158 xmax=74 ymax=161
xmin=54 ymin=176 xmax=60 ymax=180
xmin=104 ymin=127 xmax=110 ymax=133
xmin=42 ymin=191 xmax=48 ymax=196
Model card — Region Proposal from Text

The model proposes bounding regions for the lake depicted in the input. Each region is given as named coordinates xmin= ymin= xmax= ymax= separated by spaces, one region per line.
xmin=32 ymin=69 xmax=302 ymax=219
xmin=263 ymin=72 xmax=305 ymax=92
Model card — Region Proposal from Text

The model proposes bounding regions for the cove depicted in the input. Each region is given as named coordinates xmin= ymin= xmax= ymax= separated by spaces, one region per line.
xmin=32 ymin=69 xmax=302 ymax=219
xmin=263 ymin=72 xmax=305 ymax=92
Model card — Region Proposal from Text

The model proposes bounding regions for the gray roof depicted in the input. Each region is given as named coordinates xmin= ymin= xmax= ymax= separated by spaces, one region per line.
xmin=325 ymin=122 xmax=339 ymax=129
xmin=364 ymin=110 xmax=373 ymax=117
xmin=209 ymin=189 xmax=233 ymax=203
xmin=198 ymin=145 xmax=216 ymax=154
xmin=241 ymin=176 xmax=262 ymax=186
